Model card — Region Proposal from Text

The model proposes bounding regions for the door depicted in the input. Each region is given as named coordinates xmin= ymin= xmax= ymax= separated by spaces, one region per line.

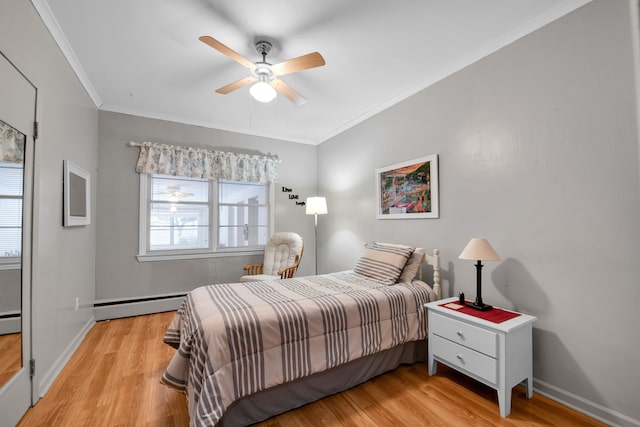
xmin=0 ymin=51 xmax=37 ymax=426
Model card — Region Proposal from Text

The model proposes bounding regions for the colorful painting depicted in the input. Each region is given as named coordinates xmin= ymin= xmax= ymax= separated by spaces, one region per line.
xmin=376 ymin=154 xmax=439 ymax=219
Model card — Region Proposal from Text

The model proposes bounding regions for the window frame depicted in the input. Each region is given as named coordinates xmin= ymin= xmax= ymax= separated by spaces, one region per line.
xmin=137 ymin=173 xmax=274 ymax=262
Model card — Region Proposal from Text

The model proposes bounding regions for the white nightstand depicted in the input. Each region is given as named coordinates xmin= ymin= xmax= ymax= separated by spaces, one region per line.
xmin=425 ymin=297 xmax=537 ymax=417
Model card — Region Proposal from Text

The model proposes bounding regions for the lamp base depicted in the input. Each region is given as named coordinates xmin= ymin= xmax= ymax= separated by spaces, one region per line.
xmin=466 ymin=301 xmax=493 ymax=311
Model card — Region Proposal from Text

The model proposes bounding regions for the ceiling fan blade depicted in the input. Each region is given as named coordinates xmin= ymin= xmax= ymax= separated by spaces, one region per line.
xmin=271 ymin=79 xmax=308 ymax=106
xmin=270 ymin=52 xmax=325 ymax=76
xmin=215 ymin=76 xmax=257 ymax=94
xmin=199 ymin=36 xmax=256 ymax=71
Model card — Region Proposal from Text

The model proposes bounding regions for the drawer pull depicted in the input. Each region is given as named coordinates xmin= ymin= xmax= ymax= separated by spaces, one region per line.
xmin=456 ymin=354 xmax=464 ymax=361
xmin=456 ymin=331 xmax=464 ymax=337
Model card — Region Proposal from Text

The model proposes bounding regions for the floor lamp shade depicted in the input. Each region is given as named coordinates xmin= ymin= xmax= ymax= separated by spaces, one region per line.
xmin=305 ymin=197 xmax=328 ymax=215
xmin=459 ymin=238 xmax=501 ymax=311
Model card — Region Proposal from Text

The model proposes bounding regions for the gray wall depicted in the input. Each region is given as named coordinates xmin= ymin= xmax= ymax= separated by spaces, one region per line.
xmin=95 ymin=111 xmax=317 ymax=302
xmin=317 ymin=1 xmax=640 ymax=425
xmin=0 ymin=0 xmax=98 ymax=399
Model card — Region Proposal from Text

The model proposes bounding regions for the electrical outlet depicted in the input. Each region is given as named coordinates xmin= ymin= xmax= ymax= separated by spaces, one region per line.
xmin=75 ymin=297 xmax=79 ymax=311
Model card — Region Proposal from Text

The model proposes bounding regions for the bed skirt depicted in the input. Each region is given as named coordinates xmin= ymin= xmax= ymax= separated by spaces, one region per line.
xmin=219 ymin=340 xmax=426 ymax=426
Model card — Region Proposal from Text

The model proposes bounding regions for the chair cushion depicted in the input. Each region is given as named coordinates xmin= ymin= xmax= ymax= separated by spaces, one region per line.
xmin=262 ymin=232 xmax=304 ymax=276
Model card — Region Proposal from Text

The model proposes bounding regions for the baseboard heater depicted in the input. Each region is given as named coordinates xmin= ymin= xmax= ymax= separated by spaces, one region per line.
xmin=0 ymin=311 xmax=21 ymax=335
xmin=93 ymin=292 xmax=187 ymax=321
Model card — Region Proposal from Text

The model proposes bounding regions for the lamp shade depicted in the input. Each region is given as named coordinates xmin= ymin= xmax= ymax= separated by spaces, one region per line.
xmin=305 ymin=197 xmax=328 ymax=215
xmin=459 ymin=238 xmax=501 ymax=261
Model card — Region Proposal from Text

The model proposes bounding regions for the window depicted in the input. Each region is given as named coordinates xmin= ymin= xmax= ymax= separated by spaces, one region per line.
xmin=148 ymin=175 xmax=210 ymax=251
xmin=218 ymin=181 xmax=270 ymax=249
xmin=0 ymin=162 xmax=23 ymax=269
xmin=139 ymin=174 xmax=273 ymax=260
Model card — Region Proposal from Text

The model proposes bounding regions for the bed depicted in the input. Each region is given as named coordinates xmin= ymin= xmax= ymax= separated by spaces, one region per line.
xmin=162 ymin=244 xmax=441 ymax=426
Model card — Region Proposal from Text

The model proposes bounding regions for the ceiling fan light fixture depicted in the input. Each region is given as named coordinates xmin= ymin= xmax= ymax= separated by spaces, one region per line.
xmin=250 ymin=75 xmax=276 ymax=103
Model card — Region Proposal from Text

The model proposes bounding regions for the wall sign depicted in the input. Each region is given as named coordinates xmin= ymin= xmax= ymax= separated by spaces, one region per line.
xmin=282 ymin=186 xmax=306 ymax=206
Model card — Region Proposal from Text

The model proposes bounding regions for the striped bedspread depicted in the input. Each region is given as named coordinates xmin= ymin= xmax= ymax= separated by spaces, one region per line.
xmin=162 ymin=271 xmax=435 ymax=426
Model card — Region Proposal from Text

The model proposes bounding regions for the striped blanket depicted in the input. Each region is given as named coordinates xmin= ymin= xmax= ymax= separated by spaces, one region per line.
xmin=162 ymin=271 xmax=435 ymax=426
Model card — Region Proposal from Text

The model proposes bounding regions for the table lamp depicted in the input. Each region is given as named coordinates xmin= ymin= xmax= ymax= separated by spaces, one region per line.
xmin=459 ymin=238 xmax=501 ymax=311
xmin=306 ymin=196 xmax=328 ymax=275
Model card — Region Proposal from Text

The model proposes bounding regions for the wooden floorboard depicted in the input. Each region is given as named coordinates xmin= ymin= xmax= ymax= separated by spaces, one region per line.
xmin=17 ymin=312 xmax=606 ymax=426
xmin=0 ymin=332 xmax=21 ymax=389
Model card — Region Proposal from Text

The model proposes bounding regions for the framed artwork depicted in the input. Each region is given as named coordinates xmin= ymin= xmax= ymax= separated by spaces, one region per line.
xmin=376 ymin=154 xmax=439 ymax=219
xmin=63 ymin=160 xmax=90 ymax=226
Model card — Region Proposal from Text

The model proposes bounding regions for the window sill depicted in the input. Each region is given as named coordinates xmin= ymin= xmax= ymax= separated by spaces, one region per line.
xmin=136 ymin=249 xmax=263 ymax=262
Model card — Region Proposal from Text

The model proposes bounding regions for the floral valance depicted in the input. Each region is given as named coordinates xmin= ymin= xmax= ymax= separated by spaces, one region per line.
xmin=0 ymin=121 xmax=25 ymax=164
xmin=134 ymin=141 xmax=279 ymax=183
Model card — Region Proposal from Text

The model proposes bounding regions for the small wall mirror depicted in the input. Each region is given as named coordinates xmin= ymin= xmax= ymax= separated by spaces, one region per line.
xmin=63 ymin=160 xmax=90 ymax=227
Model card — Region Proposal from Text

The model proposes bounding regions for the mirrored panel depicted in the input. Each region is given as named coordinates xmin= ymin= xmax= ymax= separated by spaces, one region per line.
xmin=0 ymin=119 xmax=25 ymax=389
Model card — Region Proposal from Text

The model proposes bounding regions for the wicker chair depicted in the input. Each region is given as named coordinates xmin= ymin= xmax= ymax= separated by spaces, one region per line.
xmin=240 ymin=232 xmax=304 ymax=282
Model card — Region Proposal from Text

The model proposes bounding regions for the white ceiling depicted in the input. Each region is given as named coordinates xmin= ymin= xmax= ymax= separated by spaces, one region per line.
xmin=37 ymin=0 xmax=590 ymax=145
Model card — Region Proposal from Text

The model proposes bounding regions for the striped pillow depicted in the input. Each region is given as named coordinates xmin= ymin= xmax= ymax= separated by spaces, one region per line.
xmin=354 ymin=242 xmax=415 ymax=285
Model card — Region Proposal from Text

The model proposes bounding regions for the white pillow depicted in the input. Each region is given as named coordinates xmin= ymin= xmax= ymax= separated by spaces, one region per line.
xmin=398 ymin=247 xmax=425 ymax=282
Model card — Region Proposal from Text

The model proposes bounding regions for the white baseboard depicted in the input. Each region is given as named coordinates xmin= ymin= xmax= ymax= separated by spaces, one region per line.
xmin=0 ymin=314 xmax=21 ymax=335
xmin=37 ymin=316 xmax=95 ymax=398
xmin=535 ymin=378 xmax=640 ymax=427
xmin=93 ymin=293 xmax=186 ymax=321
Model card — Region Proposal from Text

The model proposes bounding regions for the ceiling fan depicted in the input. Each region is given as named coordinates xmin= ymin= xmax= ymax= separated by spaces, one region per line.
xmin=199 ymin=36 xmax=326 ymax=106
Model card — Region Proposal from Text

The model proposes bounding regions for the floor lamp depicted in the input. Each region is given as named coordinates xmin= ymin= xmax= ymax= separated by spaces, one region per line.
xmin=305 ymin=197 xmax=327 ymax=275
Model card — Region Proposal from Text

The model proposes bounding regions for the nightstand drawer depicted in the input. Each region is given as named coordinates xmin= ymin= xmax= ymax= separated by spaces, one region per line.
xmin=430 ymin=334 xmax=497 ymax=384
xmin=430 ymin=312 xmax=498 ymax=357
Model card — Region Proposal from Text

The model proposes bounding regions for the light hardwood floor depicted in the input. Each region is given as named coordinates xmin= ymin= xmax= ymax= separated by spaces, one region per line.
xmin=0 ymin=332 xmax=21 ymax=389
xmin=17 ymin=312 xmax=605 ymax=427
